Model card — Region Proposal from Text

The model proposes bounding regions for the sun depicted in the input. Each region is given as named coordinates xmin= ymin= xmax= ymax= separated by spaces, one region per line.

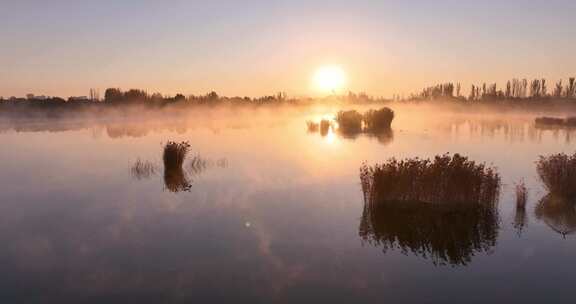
xmin=313 ymin=65 xmax=347 ymax=94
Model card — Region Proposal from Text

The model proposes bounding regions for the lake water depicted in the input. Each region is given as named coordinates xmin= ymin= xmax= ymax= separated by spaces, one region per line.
xmin=1 ymin=103 xmax=576 ymax=303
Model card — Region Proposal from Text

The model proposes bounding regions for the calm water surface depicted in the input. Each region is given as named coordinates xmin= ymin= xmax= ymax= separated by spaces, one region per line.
xmin=1 ymin=104 xmax=576 ymax=303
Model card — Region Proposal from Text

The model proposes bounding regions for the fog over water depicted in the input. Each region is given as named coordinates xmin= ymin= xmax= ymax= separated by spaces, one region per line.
xmin=2 ymin=103 xmax=576 ymax=303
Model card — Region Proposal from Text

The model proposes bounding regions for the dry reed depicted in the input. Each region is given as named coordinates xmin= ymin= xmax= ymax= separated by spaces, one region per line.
xmin=130 ymin=159 xmax=157 ymax=180
xmin=536 ymin=153 xmax=576 ymax=198
xmin=163 ymin=141 xmax=190 ymax=170
xmin=360 ymin=154 xmax=501 ymax=205
xmin=364 ymin=107 xmax=395 ymax=131
xmin=515 ymin=180 xmax=527 ymax=209
xmin=306 ymin=121 xmax=319 ymax=133
xmin=359 ymin=153 xmax=500 ymax=266
xmin=336 ymin=110 xmax=363 ymax=135
xmin=163 ymin=141 xmax=191 ymax=192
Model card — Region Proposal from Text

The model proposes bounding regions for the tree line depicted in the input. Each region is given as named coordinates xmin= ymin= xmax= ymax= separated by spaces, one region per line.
xmin=411 ymin=77 xmax=576 ymax=101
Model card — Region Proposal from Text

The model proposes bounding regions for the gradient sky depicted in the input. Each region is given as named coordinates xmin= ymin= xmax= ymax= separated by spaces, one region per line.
xmin=1 ymin=0 xmax=575 ymax=98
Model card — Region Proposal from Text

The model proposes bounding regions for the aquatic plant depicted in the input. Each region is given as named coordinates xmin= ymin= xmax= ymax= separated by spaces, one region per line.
xmin=536 ymin=153 xmax=576 ymax=198
xmin=360 ymin=154 xmax=501 ymax=205
xmin=306 ymin=121 xmax=319 ymax=133
xmin=163 ymin=141 xmax=190 ymax=170
xmin=130 ymin=159 xmax=158 ymax=180
xmin=163 ymin=141 xmax=191 ymax=192
xmin=359 ymin=153 xmax=500 ymax=266
xmin=515 ymin=180 xmax=527 ymax=210
xmin=335 ymin=107 xmax=395 ymax=137
xmin=336 ymin=110 xmax=363 ymax=135
xmin=320 ymin=119 xmax=331 ymax=136
xmin=364 ymin=107 xmax=395 ymax=131
xmin=513 ymin=180 xmax=528 ymax=235
xmin=188 ymin=155 xmax=209 ymax=177
xmin=307 ymin=119 xmax=332 ymax=136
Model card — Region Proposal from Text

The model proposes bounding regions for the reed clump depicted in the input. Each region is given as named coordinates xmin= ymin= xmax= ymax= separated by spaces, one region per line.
xmin=163 ymin=141 xmax=190 ymax=170
xmin=513 ymin=180 xmax=528 ymax=235
xmin=163 ymin=141 xmax=191 ymax=192
xmin=359 ymin=153 xmax=500 ymax=266
xmin=335 ymin=110 xmax=363 ymax=135
xmin=360 ymin=154 xmax=501 ymax=205
xmin=515 ymin=180 xmax=527 ymax=210
xmin=320 ymin=119 xmax=331 ymax=136
xmin=336 ymin=107 xmax=395 ymax=136
xmin=131 ymin=159 xmax=157 ymax=180
xmin=307 ymin=119 xmax=332 ymax=136
xmin=536 ymin=153 xmax=576 ymax=198
xmin=306 ymin=121 xmax=319 ymax=133
xmin=364 ymin=107 xmax=395 ymax=131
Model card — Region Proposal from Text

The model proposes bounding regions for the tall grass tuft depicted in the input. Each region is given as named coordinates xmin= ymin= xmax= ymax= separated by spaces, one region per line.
xmin=163 ymin=141 xmax=190 ymax=170
xmin=536 ymin=153 xmax=576 ymax=198
xmin=307 ymin=119 xmax=332 ymax=136
xmin=306 ymin=121 xmax=319 ymax=133
xmin=336 ymin=110 xmax=363 ymax=135
xmin=320 ymin=119 xmax=331 ymax=136
xmin=513 ymin=180 xmax=528 ymax=235
xmin=360 ymin=154 xmax=501 ymax=205
xmin=515 ymin=180 xmax=527 ymax=210
xmin=364 ymin=107 xmax=395 ymax=131
xmin=163 ymin=141 xmax=191 ymax=192
xmin=131 ymin=159 xmax=157 ymax=180
xmin=359 ymin=153 xmax=500 ymax=266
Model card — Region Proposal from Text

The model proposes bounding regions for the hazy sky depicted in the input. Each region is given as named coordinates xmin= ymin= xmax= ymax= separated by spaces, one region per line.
xmin=1 ymin=0 xmax=575 ymax=98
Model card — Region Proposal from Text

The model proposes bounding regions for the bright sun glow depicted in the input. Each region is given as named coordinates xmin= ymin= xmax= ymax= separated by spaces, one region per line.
xmin=313 ymin=66 xmax=347 ymax=94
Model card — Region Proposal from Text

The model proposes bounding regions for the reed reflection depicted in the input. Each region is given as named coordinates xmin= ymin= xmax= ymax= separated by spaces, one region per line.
xmin=443 ymin=117 xmax=576 ymax=144
xmin=130 ymin=159 xmax=157 ymax=180
xmin=535 ymin=153 xmax=576 ymax=236
xmin=359 ymin=154 xmax=500 ymax=266
xmin=513 ymin=181 xmax=528 ymax=235
xmin=535 ymin=195 xmax=576 ymax=237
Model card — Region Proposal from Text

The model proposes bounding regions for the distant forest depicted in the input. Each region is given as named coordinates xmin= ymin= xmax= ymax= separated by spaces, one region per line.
xmin=1 ymin=77 xmax=575 ymax=112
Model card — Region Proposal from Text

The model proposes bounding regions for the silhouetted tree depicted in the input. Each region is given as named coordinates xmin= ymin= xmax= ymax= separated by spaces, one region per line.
xmin=104 ymin=88 xmax=123 ymax=103
xmin=554 ymin=80 xmax=563 ymax=98
xmin=567 ymin=78 xmax=575 ymax=98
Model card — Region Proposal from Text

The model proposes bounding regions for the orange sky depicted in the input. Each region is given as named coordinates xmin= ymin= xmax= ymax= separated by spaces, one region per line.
xmin=1 ymin=0 xmax=575 ymax=98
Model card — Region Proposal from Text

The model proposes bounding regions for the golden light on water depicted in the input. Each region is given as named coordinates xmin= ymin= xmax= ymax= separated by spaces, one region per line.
xmin=313 ymin=66 xmax=347 ymax=94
